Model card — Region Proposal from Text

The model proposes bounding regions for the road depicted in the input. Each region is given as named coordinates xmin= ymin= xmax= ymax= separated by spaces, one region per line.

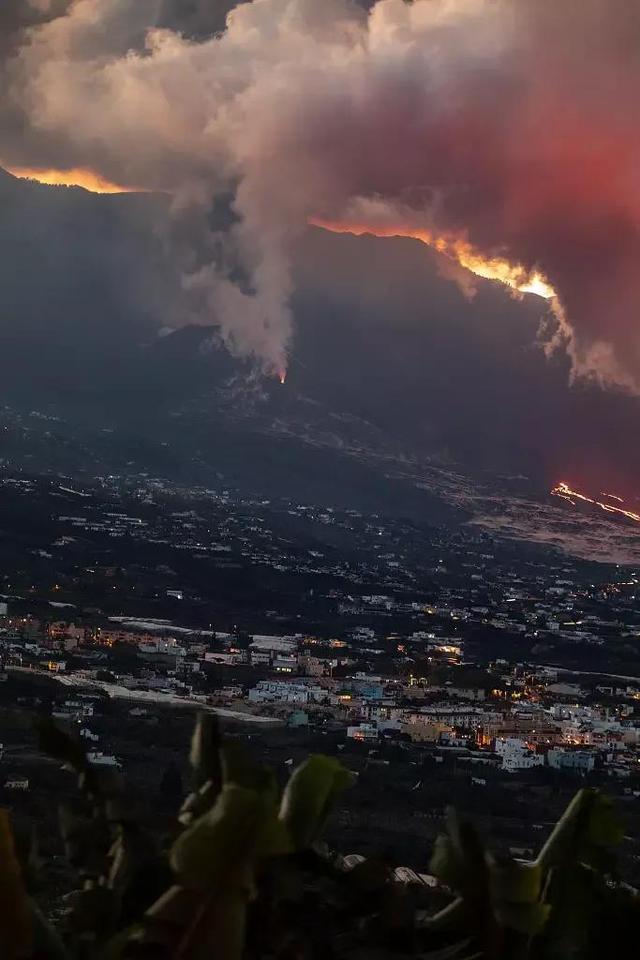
xmin=8 ymin=666 xmax=281 ymax=724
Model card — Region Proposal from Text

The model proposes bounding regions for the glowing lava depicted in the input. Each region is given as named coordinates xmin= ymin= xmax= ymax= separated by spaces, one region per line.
xmin=278 ymin=371 xmax=286 ymax=385
xmin=551 ymin=481 xmax=640 ymax=524
xmin=5 ymin=165 xmax=141 ymax=194
xmin=309 ymin=218 xmax=556 ymax=300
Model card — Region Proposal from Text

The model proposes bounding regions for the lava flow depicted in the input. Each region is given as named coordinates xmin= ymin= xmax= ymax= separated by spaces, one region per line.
xmin=551 ymin=481 xmax=640 ymax=525
xmin=310 ymin=219 xmax=557 ymax=301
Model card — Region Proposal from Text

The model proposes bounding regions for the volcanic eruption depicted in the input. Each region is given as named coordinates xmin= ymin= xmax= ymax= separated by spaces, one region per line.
xmin=3 ymin=0 xmax=640 ymax=386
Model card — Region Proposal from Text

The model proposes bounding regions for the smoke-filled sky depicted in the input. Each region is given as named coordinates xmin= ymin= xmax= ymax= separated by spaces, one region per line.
xmin=2 ymin=0 xmax=640 ymax=390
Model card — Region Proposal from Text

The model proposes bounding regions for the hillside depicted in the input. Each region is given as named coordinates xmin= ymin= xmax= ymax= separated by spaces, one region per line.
xmin=2 ymin=169 xmax=640 ymax=558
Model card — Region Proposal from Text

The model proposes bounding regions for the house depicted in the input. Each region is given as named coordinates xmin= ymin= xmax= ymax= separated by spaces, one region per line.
xmin=139 ymin=638 xmax=186 ymax=658
xmin=401 ymin=720 xmax=454 ymax=743
xmin=43 ymin=660 xmax=66 ymax=673
xmin=204 ymin=651 xmax=247 ymax=666
xmin=427 ymin=685 xmax=486 ymax=702
xmin=250 ymin=635 xmax=299 ymax=657
xmin=52 ymin=699 xmax=94 ymax=721
xmin=217 ymin=685 xmax=244 ymax=700
xmin=494 ymin=738 xmax=544 ymax=773
xmin=80 ymin=728 xmax=99 ymax=742
xmin=4 ymin=777 xmax=29 ymax=790
xmin=249 ymin=649 xmax=271 ymax=666
xmin=273 ymin=655 xmax=298 ymax=673
xmin=348 ymin=678 xmax=385 ymax=700
xmin=346 ymin=722 xmax=379 ymax=741
xmin=248 ymin=680 xmax=326 ymax=705
xmin=545 ymin=682 xmax=585 ymax=699
xmin=547 ymin=748 xmax=595 ymax=773
xmin=87 ymin=752 xmax=121 ymax=768
xmin=298 ymin=654 xmax=337 ymax=677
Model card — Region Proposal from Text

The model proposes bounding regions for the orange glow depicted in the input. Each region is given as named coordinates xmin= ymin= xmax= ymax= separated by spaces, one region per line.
xmin=5 ymin=165 xmax=142 ymax=194
xmin=551 ymin=481 xmax=640 ymax=525
xmin=278 ymin=371 xmax=286 ymax=385
xmin=310 ymin=218 xmax=557 ymax=300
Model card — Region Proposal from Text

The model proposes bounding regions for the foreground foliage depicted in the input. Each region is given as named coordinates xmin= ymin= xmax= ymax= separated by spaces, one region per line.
xmin=1 ymin=713 xmax=639 ymax=959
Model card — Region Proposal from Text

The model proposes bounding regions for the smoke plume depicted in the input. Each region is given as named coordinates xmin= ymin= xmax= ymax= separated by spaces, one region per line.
xmin=4 ymin=0 xmax=640 ymax=384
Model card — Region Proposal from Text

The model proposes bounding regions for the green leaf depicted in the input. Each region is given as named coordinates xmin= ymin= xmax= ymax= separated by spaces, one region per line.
xmin=0 ymin=811 xmax=32 ymax=960
xmin=420 ymin=896 xmax=466 ymax=931
xmin=279 ymin=755 xmax=355 ymax=849
xmin=145 ymin=887 xmax=247 ymax=960
xmin=145 ymin=884 xmax=192 ymax=925
xmin=171 ymin=784 xmax=291 ymax=892
xmin=490 ymin=860 xmax=542 ymax=904
xmin=220 ymin=739 xmax=277 ymax=799
xmin=494 ymin=900 xmax=551 ymax=936
xmin=536 ymin=789 xmax=622 ymax=873
xmin=220 ymin=739 xmax=254 ymax=787
xmin=430 ymin=810 xmax=489 ymax=898
xmin=210 ymin=891 xmax=247 ymax=960
xmin=190 ymin=712 xmax=222 ymax=795
xmin=430 ymin=834 xmax=463 ymax=889
xmin=179 ymin=780 xmax=220 ymax=826
xmin=586 ymin=793 xmax=624 ymax=848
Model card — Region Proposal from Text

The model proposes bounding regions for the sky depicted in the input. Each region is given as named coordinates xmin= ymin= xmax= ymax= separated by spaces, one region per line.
xmin=1 ymin=0 xmax=640 ymax=494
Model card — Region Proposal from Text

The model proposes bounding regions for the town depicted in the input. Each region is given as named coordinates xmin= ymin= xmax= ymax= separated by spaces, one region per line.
xmin=1 ymin=464 xmax=640 ymax=886
xmin=3 ymin=602 xmax=640 ymax=782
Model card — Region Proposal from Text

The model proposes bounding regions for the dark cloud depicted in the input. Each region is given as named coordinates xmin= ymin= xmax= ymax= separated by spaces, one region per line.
xmin=155 ymin=0 xmax=238 ymax=38
xmin=0 ymin=1 xmax=66 ymax=55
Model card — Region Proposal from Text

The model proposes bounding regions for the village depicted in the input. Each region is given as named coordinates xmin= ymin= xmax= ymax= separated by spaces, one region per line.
xmin=2 ymin=591 xmax=640 ymax=786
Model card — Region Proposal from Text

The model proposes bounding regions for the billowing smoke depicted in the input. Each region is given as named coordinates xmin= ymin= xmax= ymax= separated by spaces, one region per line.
xmin=4 ymin=0 xmax=640 ymax=384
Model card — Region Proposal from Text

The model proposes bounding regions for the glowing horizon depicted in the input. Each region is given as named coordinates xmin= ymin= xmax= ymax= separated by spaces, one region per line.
xmin=5 ymin=165 xmax=143 ymax=195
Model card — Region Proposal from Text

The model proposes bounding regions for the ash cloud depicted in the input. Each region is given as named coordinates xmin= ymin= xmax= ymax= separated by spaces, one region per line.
xmin=3 ymin=0 xmax=640 ymax=385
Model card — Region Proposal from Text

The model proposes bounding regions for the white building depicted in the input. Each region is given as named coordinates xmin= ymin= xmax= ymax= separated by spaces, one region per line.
xmin=52 ymin=699 xmax=94 ymax=721
xmin=250 ymin=635 xmax=299 ymax=656
xmin=272 ymin=655 xmax=298 ymax=673
xmin=248 ymin=679 xmax=326 ymax=705
xmin=80 ymin=727 xmax=99 ymax=742
xmin=494 ymin=738 xmax=544 ymax=773
xmin=204 ymin=651 xmax=247 ymax=666
xmin=4 ymin=777 xmax=28 ymax=791
xmin=547 ymin=749 xmax=595 ymax=773
xmin=249 ymin=649 xmax=271 ymax=666
xmin=347 ymin=722 xmax=379 ymax=741
xmin=139 ymin=638 xmax=186 ymax=657
xmin=87 ymin=752 xmax=121 ymax=768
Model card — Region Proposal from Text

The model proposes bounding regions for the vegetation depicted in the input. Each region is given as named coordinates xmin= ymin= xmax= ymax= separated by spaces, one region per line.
xmin=0 ymin=713 xmax=639 ymax=959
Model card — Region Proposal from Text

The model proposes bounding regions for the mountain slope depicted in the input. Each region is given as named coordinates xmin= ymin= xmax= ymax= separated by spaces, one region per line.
xmin=1 ymin=168 xmax=640 ymax=528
